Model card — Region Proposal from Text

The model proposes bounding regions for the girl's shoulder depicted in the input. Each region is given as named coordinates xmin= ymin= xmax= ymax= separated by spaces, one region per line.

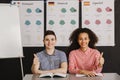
xmin=90 ymin=48 xmax=100 ymax=55
xmin=69 ymin=49 xmax=79 ymax=55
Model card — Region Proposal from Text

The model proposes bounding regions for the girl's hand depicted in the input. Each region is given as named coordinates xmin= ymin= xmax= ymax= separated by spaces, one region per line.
xmin=99 ymin=52 xmax=104 ymax=67
xmin=80 ymin=70 xmax=96 ymax=77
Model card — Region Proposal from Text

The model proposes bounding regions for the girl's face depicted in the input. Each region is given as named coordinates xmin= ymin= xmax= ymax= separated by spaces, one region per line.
xmin=78 ymin=32 xmax=90 ymax=49
xmin=43 ymin=35 xmax=56 ymax=49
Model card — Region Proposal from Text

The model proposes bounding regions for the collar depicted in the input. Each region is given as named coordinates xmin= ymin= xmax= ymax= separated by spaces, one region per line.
xmin=44 ymin=49 xmax=57 ymax=56
xmin=79 ymin=47 xmax=90 ymax=55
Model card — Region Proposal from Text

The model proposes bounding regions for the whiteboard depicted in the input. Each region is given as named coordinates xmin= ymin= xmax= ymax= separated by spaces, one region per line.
xmin=0 ymin=4 xmax=23 ymax=58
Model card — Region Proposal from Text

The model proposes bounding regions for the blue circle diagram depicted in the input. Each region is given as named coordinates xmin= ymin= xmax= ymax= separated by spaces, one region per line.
xmin=36 ymin=20 xmax=41 ymax=25
xmin=25 ymin=20 xmax=31 ymax=25
xmin=35 ymin=8 xmax=42 ymax=13
xmin=26 ymin=8 xmax=32 ymax=13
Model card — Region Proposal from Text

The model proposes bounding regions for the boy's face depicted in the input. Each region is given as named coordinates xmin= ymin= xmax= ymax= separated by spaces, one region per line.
xmin=43 ymin=35 xmax=56 ymax=49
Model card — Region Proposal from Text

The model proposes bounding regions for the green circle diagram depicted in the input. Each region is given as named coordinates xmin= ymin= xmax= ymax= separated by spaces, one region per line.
xmin=26 ymin=8 xmax=32 ymax=13
xmin=70 ymin=7 xmax=77 ymax=12
xmin=49 ymin=20 xmax=54 ymax=25
xmin=35 ymin=8 xmax=42 ymax=13
xmin=25 ymin=20 xmax=31 ymax=25
xmin=59 ymin=20 xmax=65 ymax=25
xmin=36 ymin=20 xmax=41 ymax=25
xmin=70 ymin=20 xmax=76 ymax=25
xmin=61 ymin=8 xmax=67 ymax=13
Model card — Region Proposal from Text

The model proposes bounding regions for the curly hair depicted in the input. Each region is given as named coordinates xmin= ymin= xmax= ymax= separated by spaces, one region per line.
xmin=68 ymin=28 xmax=98 ymax=53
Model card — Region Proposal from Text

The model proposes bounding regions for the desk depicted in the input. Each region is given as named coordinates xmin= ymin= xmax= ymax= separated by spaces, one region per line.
xmin=23 ymin=73 xmax=120 ymax=80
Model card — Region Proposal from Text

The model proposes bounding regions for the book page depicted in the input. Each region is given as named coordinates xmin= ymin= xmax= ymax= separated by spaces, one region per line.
xmin=95 ymin=73 xmax=103 ymax=76
xmin=76 ymin=74 xmax=86 ymax=77
xmin=53 ymin=73 xmax=67 ymax=78
xmin=76 ymin=73 xmax=103 ymax=77
xmin=39 ymin=73 xmax=53 ymax=78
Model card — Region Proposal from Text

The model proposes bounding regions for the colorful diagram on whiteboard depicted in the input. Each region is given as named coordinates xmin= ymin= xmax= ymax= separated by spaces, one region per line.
xmin=12 ymin=1 xmax=44 ymax=47
xmin=82 ymin=0 xmax=115 ymax=46
xmin=47 ymin=0 xmax=79 ymax=46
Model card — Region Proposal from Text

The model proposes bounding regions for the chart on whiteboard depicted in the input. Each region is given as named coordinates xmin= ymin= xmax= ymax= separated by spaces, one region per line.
xmin=46 ymin=0 xmax=79 ymax=46
xmin=12 ymin=1 xmax=44 ymax=47
xmin=82 ymin=0 xmax=115 ymax=46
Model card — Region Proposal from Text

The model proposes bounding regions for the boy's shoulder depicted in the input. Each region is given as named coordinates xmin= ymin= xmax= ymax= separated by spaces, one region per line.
xmin=55 ymin=49 xmax=64 ymax=53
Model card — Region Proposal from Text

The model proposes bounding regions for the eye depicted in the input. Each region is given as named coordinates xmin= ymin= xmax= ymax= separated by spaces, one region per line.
xmin=51 ymin=38 xmax=55 ymax=41
xmin=45 ymin=38 xmax=49 ymax=41
xmin=85 ymin=37 xmax=87 ymax=40
xmin=78 ymin=37 xmax=83 ymax=40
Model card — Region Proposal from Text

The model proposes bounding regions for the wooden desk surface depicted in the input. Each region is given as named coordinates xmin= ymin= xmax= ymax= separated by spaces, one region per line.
xmin=23 ymin=73 xmax=120 ymax=80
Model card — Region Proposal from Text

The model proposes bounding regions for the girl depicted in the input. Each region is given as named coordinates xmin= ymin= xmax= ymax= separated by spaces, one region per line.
xmin=68 ymin=28 xmax=104 ymax=77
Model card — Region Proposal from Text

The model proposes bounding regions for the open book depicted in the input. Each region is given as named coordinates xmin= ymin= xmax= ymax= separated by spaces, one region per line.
xmin=76 ymin=73 xmax=103 ymax=77
xmin=39 ymin=73 xmax=67 ymax=78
